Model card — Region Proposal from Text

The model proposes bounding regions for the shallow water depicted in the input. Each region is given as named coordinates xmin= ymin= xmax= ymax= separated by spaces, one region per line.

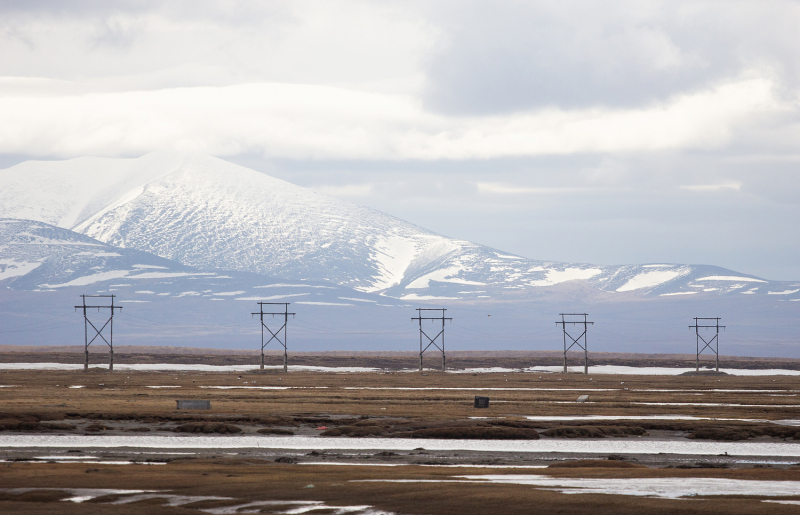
xmin=2 ymin=362 xmax=799 ymax=376
xmin=2 ymin=435 xmax=800 ymax=457
xmin=457 ymin=475 xmax=800 ymax=499
xmin=523 ymin=414 xmax=800 ymax=425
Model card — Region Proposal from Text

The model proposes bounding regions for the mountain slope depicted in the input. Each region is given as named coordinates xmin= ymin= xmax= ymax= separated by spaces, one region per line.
xmin=1 ymin=153 xmax=796 ymax=301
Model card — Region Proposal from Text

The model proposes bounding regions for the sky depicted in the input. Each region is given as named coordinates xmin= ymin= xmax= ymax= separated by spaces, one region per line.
xmin=0 ymin=0 xmax=799 ymax=280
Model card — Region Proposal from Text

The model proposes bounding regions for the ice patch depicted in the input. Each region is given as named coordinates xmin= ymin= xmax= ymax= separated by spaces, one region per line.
xmin=768 ymin=289 xmax=800 ymax=295
xmin=660 ymin=292 xmax=697 ymax=296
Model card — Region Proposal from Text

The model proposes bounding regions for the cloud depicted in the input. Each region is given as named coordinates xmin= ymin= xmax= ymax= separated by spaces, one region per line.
xmin=476 ymin=183 xmax=590 ymax=195
xmin=422 ymin=1 xmax=800 ymax=113
xmin=0 ymin=77 xmax=782 ymax=161
xmin=680 ymin=182 xmax=742 ymax=192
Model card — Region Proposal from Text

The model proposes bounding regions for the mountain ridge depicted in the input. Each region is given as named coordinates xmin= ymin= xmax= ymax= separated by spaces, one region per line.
xmin=1 ymin=153 xmax=796 ymax=302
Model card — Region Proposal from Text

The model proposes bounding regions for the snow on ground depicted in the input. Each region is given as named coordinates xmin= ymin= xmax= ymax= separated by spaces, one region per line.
xmin=527 ymin=267 xmax=602 ymax=287
xmin=253 ymin=284 xmax=335 ymax=289
xmin=41 ymin=270 xmax=131 ymax=287
xmin=616 ymin=268 xmax=686 ymax=292
xmin=0 ymin=259 xmax=42 ymax=280
xmin=398 ymin=294 xmax=459 ymax=300
xmin=2 ymin=435 xmax=800 ymax=457
xmin=368 ymin=235 xmax=418 ymax=291
xmin=696 ymin=276 xmax=767 ymax=282
xmin=234 ymin=294 xmax=309 ymax=301
xmin=405 ymin=265 xmax=485 ymax=289
xmin=295 ymin=301 xmax=355 ymax=306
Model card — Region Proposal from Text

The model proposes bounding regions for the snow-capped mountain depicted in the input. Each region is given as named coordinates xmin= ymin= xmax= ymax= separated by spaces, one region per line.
xmin=1 ymin=153 xmax=797 ymax=302
xmin=0 ymin=218 xmax=397 ymax=305
xmin=1 ymin=220 xmax=798 ymax=355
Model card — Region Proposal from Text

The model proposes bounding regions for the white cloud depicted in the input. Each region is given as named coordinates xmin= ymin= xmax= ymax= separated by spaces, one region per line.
xmin=680 ymin=182 xmax=742 ymax=192
xmin=0 ymin=77 xmax=781 ymax=161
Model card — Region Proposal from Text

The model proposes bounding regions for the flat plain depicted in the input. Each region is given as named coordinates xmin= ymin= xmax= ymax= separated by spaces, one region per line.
xmin=2 ymin=353 xmax=800 ymax=514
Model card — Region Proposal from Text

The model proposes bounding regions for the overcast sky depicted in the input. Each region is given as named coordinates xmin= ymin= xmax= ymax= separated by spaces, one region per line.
xmin=1 ymin=1 xmax=799 ymax=279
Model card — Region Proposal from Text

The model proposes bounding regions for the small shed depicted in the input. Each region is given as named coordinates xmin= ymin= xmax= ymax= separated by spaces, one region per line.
xmin=474 ymin=396 xmax=490 ymax=408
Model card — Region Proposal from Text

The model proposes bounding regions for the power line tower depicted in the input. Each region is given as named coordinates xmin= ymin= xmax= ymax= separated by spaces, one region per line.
xmin=252 ymin=302 xmax=295 ymax=372
xmin=690 ymin=317 xmax=725 ymax=372
xmin=75 ymin=294 xmax=122 ymax=372
xmin=411 ymin=308 xmax=452 ymax=372
xmin=555 ymin=313 xmax=593 ymax=374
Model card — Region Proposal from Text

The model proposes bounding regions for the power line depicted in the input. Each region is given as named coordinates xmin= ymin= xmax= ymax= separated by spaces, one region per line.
xmin=412 ymin=308 xmax=451 ymax=372
xmin=75 ymin=294 xmax=121 ymax=372
xmin=556 ymin=313 xmax=593 ymax=374
xmin=252 ymin=302 xmax=294 ymax=372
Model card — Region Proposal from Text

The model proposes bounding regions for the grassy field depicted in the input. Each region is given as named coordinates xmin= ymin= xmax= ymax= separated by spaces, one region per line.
xmin=2 ymin=361 xmax=800 ymax=513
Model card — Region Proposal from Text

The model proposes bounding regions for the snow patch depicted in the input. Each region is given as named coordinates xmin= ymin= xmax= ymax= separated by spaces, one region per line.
xmin=368 ymin=235 xmax=418 ymax=291
xmin=128 ymin=272 xmax=214 ymax=279
xmin=406 ymin=266 xmax=485 ymax=289
xmin=399 ymin=294 xmax=460 ymax=300
xmin=616 ymin=269 xmax=686 ymax=292
xmin=0 ymin=259 xmax=42 ymax=280
xmin=254 ymin=284 xmax=335 ymax=289
xmin=527 ymin=268 xmax=601 ymax=287
xmin=296 ymin=301 xmax=354 ymax=306
xmin=41 ymin=270 xmax=130 ymax=287
xmin=234 ymin=294 xmax=309 ymax=301
xmin=768 ymin=289 xmax=799 ymax=295
xmin=697 ymin=275 xmax=767 ymax=282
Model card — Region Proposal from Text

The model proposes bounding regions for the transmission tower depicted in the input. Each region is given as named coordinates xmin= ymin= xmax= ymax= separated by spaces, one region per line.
xmin=75 ymin=294 xmax=122 ymax=372
xmin=252 ymin=302 xmax=295 ymax=372
xmin=411 ymin=308 xmax=452 ymax=372
xmin=690 ymin=317 xmax=725 ymax=372
xmin=555 ymin=313 xmax=593 ymax=374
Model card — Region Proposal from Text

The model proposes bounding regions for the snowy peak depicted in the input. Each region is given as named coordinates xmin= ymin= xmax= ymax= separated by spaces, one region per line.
xmin=1 ymin=153 xmax=797 ymax=302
